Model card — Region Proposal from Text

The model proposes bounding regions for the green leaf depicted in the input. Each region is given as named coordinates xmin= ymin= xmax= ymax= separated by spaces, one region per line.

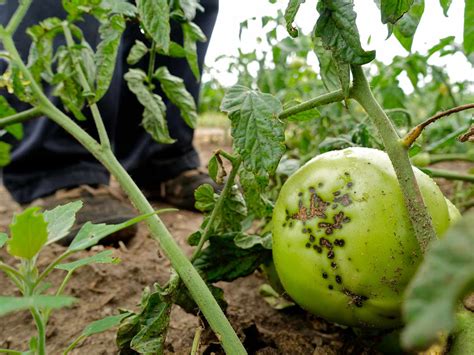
xmin=313 ymin=39 xmax=350 ymax=94
xmin=0 ymin=92 xmax=23 ymax=140
xmin=284 ymin=0 xmax=305 ymax=37
xmin=193 ymin=233 xmax=272 ymax=283
xmin=138 ymin=0 xmax=170 ymax=52
xmin=391 ymin=0 xmax=424 ymax=52
xmin=314 ymin=0 xmax=376 ymax=65
xmin=43 ymin=201 xmax=83 ymax=244
xmin=239 ymin=168 xmax=273 ymax=218
xmin=94 ymin=14 xmax=126 ymax=102
xmin=194 ymin=183 xmax=217 ymax=212
xmin=285 ymin=105 xmax=321 ymax=122
xmin=0 ymin=141 xmax=12 ymax=167
xmin=127 ymin=40 xmax=149 ymax=65
xmin=124 ymin=69 xmax=174 ymax=144
xmin=174 ymin=283 xmax=227 ymax=315
xmin=0 ymin=233 xmax=7 ymax=248
xmin=234 ymin=232 xmax=272 ymax=250
xmin=56 ymin=250 xmax=120 ymax=272
xmin=182 ymin=22 xmax=207 ymax=81
xmin=68 ymin=212 xmax=156 ymax=251
xmin=102 ymin=0 xmax=137 ymax=17
xmin=82 ymin=313 xmax=130 ymax=337
xmin=401 ymin=212 xmax=474 ymax=350
xmin=117 ymin=290 xmax=171 ymax=354
xmin=450 ymin=309 xmax=474 ymax=355
xmin=465 ymin=0 xmax=474 ymax=54
xmin=0 ymin=295 xmax=76 ymax=316
xmin=439 ymin=0 xmax=452 ymax=16
xmin=208 ymin=154 xmax=219 ymax=182
xmin=220 ymin=85 xmax=285 ymax=176
xmin=379 ymin=0 xmax=414 ymax=24
xmin=7 ymin=207 xmax=48 ymax=259
xmin=177 ymin=0 xmax=202 ymax=21
xmin=154 ymin=66 xmax=198 ymax=129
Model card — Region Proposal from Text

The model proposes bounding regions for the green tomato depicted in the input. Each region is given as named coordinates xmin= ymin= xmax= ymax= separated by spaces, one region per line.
xmin=272 ymin=147 xmax=454 ymax=329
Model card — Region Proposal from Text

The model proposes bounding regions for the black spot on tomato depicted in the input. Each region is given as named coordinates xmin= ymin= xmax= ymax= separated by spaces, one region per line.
xmin=331 ymin=262 xmax=337 ymax=269
xmin=305 ymin=243 xmax=311 ymax=248
xmin=309 ymin=235 xmax=315 ymax=242
xmin=333 ymin=191 xmax=341 ymax=196
xmin=327 ymin=250 xmax=335 ymax=259
xmin=313 ymin=245 xmax=322 ymax=253
xmin=347 ymin=182 xmax=353 ymax=188
xmin=335 ymin=275 xmax=342 ymax=284
xmin=322 ymin=272 xmax=328 ymax=279
xmin=334 ymin=239 xmax=345 ymax=247
xmin=328 ymin=285 xmax=333 ymax=290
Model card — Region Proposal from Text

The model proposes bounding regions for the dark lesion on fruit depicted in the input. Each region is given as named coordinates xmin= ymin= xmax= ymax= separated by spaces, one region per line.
xmin=343 ymin=289 xmax=368 ymax=308
xmin=291 ymin=190 xmax=330 ymax=222
xmin=318 ymin=211 xmax=351 ymax=235
xmin=333 ymin=193 xmax=352 ymax=207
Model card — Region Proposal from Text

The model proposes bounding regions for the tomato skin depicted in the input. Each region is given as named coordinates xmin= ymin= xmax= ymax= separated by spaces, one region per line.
xmin=272 ymin=147 xmax=454 ymax=329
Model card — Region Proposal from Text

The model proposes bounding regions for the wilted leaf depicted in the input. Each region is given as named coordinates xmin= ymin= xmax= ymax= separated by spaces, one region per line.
xmin=44 ymin=201 xmax=83 ymax=244
xmin=234 ymin=232 xmax=272 ymax=250
xmin=7 ymin=207 xmax=48 ymax=259
xmin=154 ymin=66 xmax=197 ymax=129
xmin=284 ymin=0 xmax=305 ymax=37
xmin=379 ymin=0 xmax=414 ymax=24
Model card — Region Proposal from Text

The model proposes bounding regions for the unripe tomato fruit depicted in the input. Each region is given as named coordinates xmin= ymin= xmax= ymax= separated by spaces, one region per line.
xmin=272 ymin=147 xmax=456 ymax=329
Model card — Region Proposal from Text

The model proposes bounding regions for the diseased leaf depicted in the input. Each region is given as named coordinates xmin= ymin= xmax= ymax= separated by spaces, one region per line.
xmin=154 ymin=66 xmax=197 ymax=129
xmin=221 ymin=85 xmax=285 ymax=176
xmin=127 ymin=40 xmax=149 ymax=65
xmin=0 ymin=295 xmax=76 ymax=316
xmin=465 ymin=0 xmax=474 ymax=54
xmin=0 ymin=96 xmax=23 ymax=140
xmin=68 ymin=212 xmax=156 ymax=251
xmin=94 ymin=14 xmax=125 ymax=102
xmin=314 ymin=0 xmax=375 ymax=65
xmin=234 ymin=232 xmax=272 ymax=250
xmin=102 ymin=0 xmax=137 ymax=17
xmin=7 ymin=207 xmax=48 ymax=259
xmin=284 ymin=0 xmax=305 ymax=37
xmin=193 ymin=233 xmax=272 ymax=283
xmin=178 ymin=0 xmax=202 ymax=21
xmin=55 ymin=250 xmax=120 ymax=272
xmin=44 ymin=201 xmax=83 ymax=244
xmin=124 ymin=69 xmax=174 ymax=144
xmin=379 ymin=0 xmax=414 ymax=24
xmin=117 ymin=290 xmax=171 ymax=354
xmin=439 ymin=0 xmax=452 ymax=16
xmin=239 ymin=168 xmax=273 ymax=218
xmin=182 ymin=22 xmax=207 ymax=81
xmin=313 ymin=39 xmax=347 ymax=93
xmin=401 ymin=212 xmax=474 ymax=350
xmin=138 ymin=0 xmax=170 ymax=52
xmin=391 ymin=0 xmax=425 ymax=52
xmin=208 ymin=154 xmax=219 ymax=182
xmin=0 ymin=233 xmax=7 ymax=248
xmin=194 ymin=183 xmax=217 ymax=212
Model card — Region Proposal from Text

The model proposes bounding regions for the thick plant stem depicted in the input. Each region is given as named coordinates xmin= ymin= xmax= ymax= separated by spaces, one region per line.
xmin=350 ymin=65 xmax=437 ymax=252
xmin=1 ymin=33 xmax=246 ymax=354
xmin=278 ymin=89 xmax=345 ymax=120
xmin=0 ymin=107 xmax=41 ymax=129
xmin=191 ymin=156 xmax=242 ymax=262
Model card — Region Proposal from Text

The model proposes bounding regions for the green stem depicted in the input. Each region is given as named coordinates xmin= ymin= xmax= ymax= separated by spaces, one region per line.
xmin=5 ymin=0 xmax=32 ymax=35
xmin=191 ymin=156 xmax=242 ymax=262
xmin=278 ymin=89 xmax=345 ymax=120
xmin=421 ymin=168 xmax=474 ymax=182
xmin=33 ymin=251 xmax=73 ymax=290
xmin=190 ymin=326 xmax=203 ymax=355
xmin=2 ymin=29 xmax=245 ymax=354
xmin=0 ymin=263 xmax=25 ymax=291
xmin=429 ymin=153 xmax=474 ymax=164
xmin=350 ymin=65 xmax=437 ymax=252
xmin=62 ymin=22 xmax=111 ymax=150
xmin=63 ymin=335 xmax=86 ymax=355
xmin=0 ymin=349 xmax=23 ymax=355
xmin=0 ymin=107 xmax=41 ymax=129
xmin=148 ymin=42 xmax=156 ymax=79
xmin=30 ymin=308 xmax=46 ymax=355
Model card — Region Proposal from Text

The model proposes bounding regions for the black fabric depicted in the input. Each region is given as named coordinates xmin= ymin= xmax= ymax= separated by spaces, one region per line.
xmin=0 ymin=0 xmax=218 ymax=204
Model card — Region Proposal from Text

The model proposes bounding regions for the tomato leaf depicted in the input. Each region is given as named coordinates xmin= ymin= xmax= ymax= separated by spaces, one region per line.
xmin=390 ymin=0 xmax=424 ymax=52
xmin=0 ymin=96 xmax=23 ymax=140
xmin=0 ymin=233 xmax=7 ymax=248
xmin=117 ymin=289 xmax=171 ymax=354
xmin=239 ymin=168 xmax=273 ymax=219
xmin=94 ymin=14 xmax=125 ymax=102
xmin=43 ymin=200 xmax=83 ymax=245
xmin=379 ymin=0 xmax=414 ymax=24
xmin=194 ymin=183 xmax=217 ymax=212
xmin=193 ymin=233 xmax=272 ymax=283
xmin=221 ymin=85 xmax=285 ymax=176
xmin=102 ymin=0 xmax=137 ymax=17
xmin=0 ymin=142 xmax=11 ymax=167
xmin=55 ymin=250 xmax=120 ymax=272
xmin=0 ymin=295 xmax=76 ymax=316
xmin=464 ymin=0 xmax=474 ymax=55
xmin=138 ymin=0 xmax=170 ymax=52
xmin=124 ymin=69 xmax=175 ymax=144
xmin=126 ymin=40 xmax=149 ymax=65
xmin=401 ymin=212 xmax=474 ymax=350
xmin=314 ymin=0 xmax=376 ymax=65
xmin=182 ymin=22 xmax=207 ymax=81
xmin=177 ymin=0 xmax=203 ymax=21
xmin=82 ymin=313 xmax=131 ymax=337
xmin=68 ymin=212 xmax=156 ymax=251
xmin=208 ymin=154 xmax=219 ymax=182
xmin=439 ymin=0 xmax=452 ymax=16
xmin=154 ymin=66 xmax=198 ymax=129
xmin=313 ymin=39 xmax=350 ymax=94
xmin=7 ymin=207 xmax=48 ymax=259
xmin=284 ymin=0 xmax=305 ymax=38
xmin=234 ymin=232 xmax=272 ymax=250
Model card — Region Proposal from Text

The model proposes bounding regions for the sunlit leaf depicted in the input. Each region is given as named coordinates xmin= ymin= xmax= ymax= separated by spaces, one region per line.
xmin=0 ymin=233 xmax=7 ymax=248
xmin=182 ymin=22 xmax=207 ymax=81
xmin=44 ymin=201 xmax=83 ymax=244
xmin=0 ymin=295 xmax=76 ymax=316
xmin=439 ymin=0 xmax=452 ymax=16
xmin=127 ymin=40 xmax=149 ymax=65
xmin=56 ymin=250 xmax=120 ymax=272
xmin=391 ymin=0 xmax=425 ymax=52
xmin=464 ymin=0 xmax=474 ymax=54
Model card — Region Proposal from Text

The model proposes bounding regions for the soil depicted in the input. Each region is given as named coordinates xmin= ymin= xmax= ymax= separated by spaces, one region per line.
xmin=0 ymin=129 xmax=471 ymax=355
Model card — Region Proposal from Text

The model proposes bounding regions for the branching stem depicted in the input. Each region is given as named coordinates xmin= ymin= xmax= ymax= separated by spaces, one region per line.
xmin=402 ymin=103 xmax=474 ymax=148
xmin=0 ymin=107 xmax=41 ymax=129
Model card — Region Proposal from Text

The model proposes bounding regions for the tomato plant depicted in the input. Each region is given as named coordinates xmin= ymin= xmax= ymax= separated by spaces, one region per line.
xmin=272 ymin=147 xmax=454 ymax=328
